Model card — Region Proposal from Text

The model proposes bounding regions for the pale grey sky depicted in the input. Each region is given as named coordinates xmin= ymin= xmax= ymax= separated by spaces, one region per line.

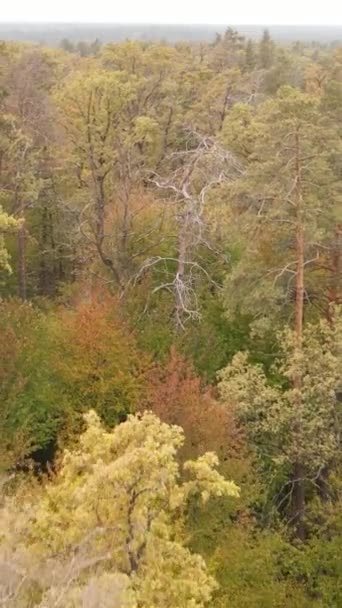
xmin=1 ymin=0 xmax=341 ymax=25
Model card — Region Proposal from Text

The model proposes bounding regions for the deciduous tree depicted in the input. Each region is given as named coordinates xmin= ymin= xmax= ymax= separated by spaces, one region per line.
xmin=0 ymin=410 xmax=239 ymax=607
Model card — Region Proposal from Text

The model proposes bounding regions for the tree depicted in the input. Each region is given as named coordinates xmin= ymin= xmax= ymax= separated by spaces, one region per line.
xmin=0 ymin=206 xmax=18 ymax=273
xmin=143 ymin=348 xmax=243 ymax=463
xmin=222 ymin=86 xmax=340 ymax=326
xmin=189 ymin=68 xmax=244 ymax=134
xmin=245 ymin=39 xmax=256 ymax=71
xmin=258 ymin=29 xmax=274 ymax=70
xmin=50 ymin=290 xmax=146 ymax=434
xmin=0 ymin=410 xmax=239 ymax=607
xmin=219 ymin=315 xmax=341 ymax=536
xmin=222 ymin=86 xmax=340 ymax=538
xmin=0 ymin=299 xmax=62 ymax=471
xmin=209 ymin=28 xmax=245 ymax=71
xmin=149 ymin=131 xmax=242 ymax=328
xmin=0 ymin=47 xmax=59 ymax=298
xmin=59 ymin=38 xmax=75 ymax=53
xmin=55 ymin=67 xmax=164 ymax=289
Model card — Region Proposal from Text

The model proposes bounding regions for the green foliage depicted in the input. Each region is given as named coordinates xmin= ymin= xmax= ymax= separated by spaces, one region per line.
xmin=0 ymin=293 xmax=146 ymax=470
xmin=218 ymin=315 xmax=342 ymax=521
xmin=258 ymin=29 xmax=275 ymax=69
xmin=211 ymin=529 xmax=317 ymax=608
xmin=221 ymin=86 xmax=340 ymax=325
xmin=186 ymin=495 xmax=325 ymax=608
xmin=0 ymin=299 xmax=62 ymax=470
xmin=300 ymin=510 xmax=342 ymax=606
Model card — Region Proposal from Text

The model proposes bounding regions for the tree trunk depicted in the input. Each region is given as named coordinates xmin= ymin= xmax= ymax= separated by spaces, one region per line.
xmin=93 ymin=174 xmax=123 ymax=289
xmin=175 ymin=207 xmax=192 ymax=329
xmin=38 ymin=204 xmax=49 ymax=296
xmin=292 ymin=128 xmax=305 ymax=540
xmin=17 ymin=207 xmax=27 ymax=300
xmin=326 ymin=224 xmax=342 ymax=325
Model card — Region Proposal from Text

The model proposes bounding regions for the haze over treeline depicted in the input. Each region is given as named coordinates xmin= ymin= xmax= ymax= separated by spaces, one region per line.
xmin=1 ymin=23 xmax=342 ymax=45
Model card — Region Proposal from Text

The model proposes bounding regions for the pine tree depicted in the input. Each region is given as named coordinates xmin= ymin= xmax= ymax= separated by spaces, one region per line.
xmin=222 ymin=86 xmax=341 ymax=537
xmin=258 ymin=29 xmax=274 ymax=69
xmin=245 ymin=39 xmax=256 ymax=71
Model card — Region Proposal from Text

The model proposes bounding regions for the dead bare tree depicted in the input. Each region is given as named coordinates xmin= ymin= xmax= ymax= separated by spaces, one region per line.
xmin=136 ymin=130 xmax=244 ymax=328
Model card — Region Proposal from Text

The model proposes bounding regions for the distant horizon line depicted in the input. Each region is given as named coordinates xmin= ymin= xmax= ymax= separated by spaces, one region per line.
xmin=1 ymin=22 xmax=341 ymax=27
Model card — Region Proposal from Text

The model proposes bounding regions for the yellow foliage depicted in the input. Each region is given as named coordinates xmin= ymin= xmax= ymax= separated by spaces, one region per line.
xmin=0 ymin=410 xmax=239 ymax=607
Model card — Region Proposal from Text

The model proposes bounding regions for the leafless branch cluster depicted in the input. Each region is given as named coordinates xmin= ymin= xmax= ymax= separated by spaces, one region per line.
xmin=137 ymin=131 xmax=243 ymax=327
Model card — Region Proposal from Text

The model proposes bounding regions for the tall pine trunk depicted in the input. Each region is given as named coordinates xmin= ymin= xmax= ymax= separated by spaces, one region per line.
xmin=16 ymin=193 xmax=27 ymax=300
xmin=17 ymin=222 xmax=27 ymax=300
xmin=326 ymin=224 xmax=342 ymax=324
xmin=292 ymin=127 xmax=305 ymax=540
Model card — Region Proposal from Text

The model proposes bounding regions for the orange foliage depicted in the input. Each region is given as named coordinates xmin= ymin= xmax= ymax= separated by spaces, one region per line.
xmin=142 ymin=347 xmax=244 ymax=463
xmin=52 ymin=288 xmax=147 ymax=431
xmin=0 ymin=299 xmax=27 ymax=396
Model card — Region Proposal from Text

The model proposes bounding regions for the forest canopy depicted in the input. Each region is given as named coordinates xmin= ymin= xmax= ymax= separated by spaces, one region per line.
xmin=0 ymin=27 xmax=341 ymax=607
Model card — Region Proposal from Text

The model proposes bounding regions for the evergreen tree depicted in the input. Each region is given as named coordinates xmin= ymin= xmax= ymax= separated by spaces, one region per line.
xmin=259 ymin=28 xmax=275 ymax=69
xmin=245 ymin=38 xmax=256 ymax=71
xmin=222 ymin=86 xmax=341 ymax=537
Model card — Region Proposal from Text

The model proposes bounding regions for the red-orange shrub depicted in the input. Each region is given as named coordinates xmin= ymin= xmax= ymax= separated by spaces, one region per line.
xmin=142 ymin=347 xmax=244 ymax=463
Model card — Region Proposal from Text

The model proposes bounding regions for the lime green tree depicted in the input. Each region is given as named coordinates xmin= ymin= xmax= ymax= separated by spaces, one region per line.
xmin=0 ymin=411 xmax=239 ymax=607
xmin=219 ymin=314 xmax=341 ymax=537
xmin=55 ymin=65 xmax=165 ymax=288
xmin=0 ymin=206 xmax=18 ymax=273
